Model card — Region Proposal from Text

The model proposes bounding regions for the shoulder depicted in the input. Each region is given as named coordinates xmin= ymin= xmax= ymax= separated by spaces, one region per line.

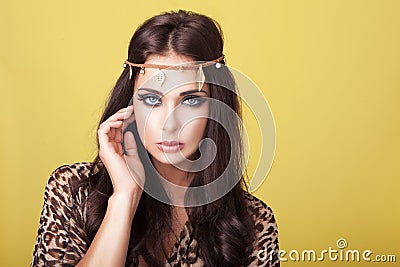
xmin=48 ymin=162 xmax=94 ymax=183
xmin=242 ymin=190 xmax=280 ymax=265
xmin=44 ymin=162 xmax=96 ymax=207
xmin=242 ymin=190 xmax=277 ymax=226
xmin=31 ymin=162 xmax=96 ymax=265
xmin=41 ymin=162 xmax=98 ymax=233
xmin=46 ymin=162 xmax=96 ymax=190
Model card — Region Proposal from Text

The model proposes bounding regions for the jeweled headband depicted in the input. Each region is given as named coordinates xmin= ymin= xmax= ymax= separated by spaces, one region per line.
xmin=123 ymin=55 xmax=225 ymax=90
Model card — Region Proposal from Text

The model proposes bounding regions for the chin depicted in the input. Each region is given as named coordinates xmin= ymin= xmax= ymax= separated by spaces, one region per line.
xmin=149 ymin=147 xmax=197 ymax=166
xmin=149 ymin=151 xmax=186 ymax=165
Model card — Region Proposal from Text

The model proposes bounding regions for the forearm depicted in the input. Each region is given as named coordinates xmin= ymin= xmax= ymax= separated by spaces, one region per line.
xmin=76 ymin=191 xmax=140 ymax=267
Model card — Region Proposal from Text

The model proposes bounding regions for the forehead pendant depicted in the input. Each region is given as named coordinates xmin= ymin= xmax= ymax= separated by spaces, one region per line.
xmin=196 ymin=64 xmax=205 ymax=91
xmin=156 ymin=70 xmax=165 ymax=86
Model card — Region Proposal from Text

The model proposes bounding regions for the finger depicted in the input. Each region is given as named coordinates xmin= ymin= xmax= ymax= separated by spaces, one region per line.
xmin=98 ymin=121 xmax=123 ymax=158
xmin=115 ymin=105 xmax=134 ymax=116
xmin=99 ymin=121 xmax=123 ymax=137
xmin=115 ymin=124 xmax=122 ymax=144
xmin=123 ymin=130 xmax=137 ymax=156
xmin=109 ymin=124 xmax=116 ymax=141
xmin=117 ymin=105 xmax=134 ymax=113
xmin=105 ymin=108 xmax=134 ymax=124
xmin=122 ymin=113 xmax=136 ymax=131
xmin=110 ymin=118 xmax=124 ymax=141
xmin=98 ymin=128 xmax=110 ymax=146
xmin=123 ymin=131 xmax=145 ymax=188
xmin=104 ymin=112 xmax=127 ymax=124
xmin=116 ymin=140 xmax=123 ymax=155
xmin=104 ymin=106 xmax=133 ymax=123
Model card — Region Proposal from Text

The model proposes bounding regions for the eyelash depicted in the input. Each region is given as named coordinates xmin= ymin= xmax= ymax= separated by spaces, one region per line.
xmin=137 ymin=94 xmax=207 ymax=107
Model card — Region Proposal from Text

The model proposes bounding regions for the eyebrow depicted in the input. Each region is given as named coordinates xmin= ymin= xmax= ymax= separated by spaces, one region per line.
xmin=137 ymin=88 xmax=207 ymax=96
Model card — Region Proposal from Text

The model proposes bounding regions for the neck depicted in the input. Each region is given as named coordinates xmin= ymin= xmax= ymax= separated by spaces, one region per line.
xmin=151 ymin=157 xmax=194 ymax=206
xmin=151 ymin=158 xmax=193 ymax=187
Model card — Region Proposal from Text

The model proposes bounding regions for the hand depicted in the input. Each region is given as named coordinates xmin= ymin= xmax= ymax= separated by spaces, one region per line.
xmin=98 ymin=105 xmax=145 ymax=196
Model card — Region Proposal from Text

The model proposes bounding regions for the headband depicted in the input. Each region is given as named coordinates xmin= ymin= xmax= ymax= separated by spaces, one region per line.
xmin=123 ymin=54 xmax=225 ymax=72
xmin=122 ymin=54 xmax=225 ymax=90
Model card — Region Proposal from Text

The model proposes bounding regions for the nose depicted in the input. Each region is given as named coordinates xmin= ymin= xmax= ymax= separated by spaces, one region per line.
xmin=161 ymin=102 xmax=179 ymax=132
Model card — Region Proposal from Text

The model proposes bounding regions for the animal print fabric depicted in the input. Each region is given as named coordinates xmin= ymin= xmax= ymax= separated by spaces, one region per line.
xmin=30 ymin=162 xmax=280 ymax=266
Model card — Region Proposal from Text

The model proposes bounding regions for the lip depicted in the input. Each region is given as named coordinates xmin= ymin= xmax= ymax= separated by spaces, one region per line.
xmin=156 ymin=141 xmax=184 ymax=153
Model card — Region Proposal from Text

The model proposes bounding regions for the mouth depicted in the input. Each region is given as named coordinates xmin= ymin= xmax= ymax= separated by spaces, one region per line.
xmin=156 ymin=141 xmax=184 ymax=153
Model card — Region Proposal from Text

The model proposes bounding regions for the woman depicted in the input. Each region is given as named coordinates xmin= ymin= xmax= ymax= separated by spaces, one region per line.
xmin=31 ymin=9 xmax=279 ymax=267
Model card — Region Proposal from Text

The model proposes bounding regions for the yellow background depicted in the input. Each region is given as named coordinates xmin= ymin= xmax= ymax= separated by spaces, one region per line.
xmin=1 ymin=0 xmax=399 ymax=266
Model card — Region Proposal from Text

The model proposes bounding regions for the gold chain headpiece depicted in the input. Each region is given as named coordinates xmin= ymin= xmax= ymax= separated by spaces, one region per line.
xmin=122 ymin=54 xmax=225 ymax=90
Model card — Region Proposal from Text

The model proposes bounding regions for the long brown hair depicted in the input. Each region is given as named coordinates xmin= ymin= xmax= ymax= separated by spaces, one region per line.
xmin=73 ymin=10 xmax=255 ymax=266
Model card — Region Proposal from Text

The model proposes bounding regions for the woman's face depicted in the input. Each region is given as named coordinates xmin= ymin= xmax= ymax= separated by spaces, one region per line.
xmin=133 ymin=53 xmax=209 ymax=166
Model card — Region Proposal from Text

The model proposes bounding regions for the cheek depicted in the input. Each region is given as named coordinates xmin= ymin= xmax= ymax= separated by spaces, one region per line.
xmin=177 ymin=104 xmax=209 ymax=143
xmin=134 ymin=106 xmax=162 ymax=146
xmin=180 ymin=118 xmax=208 ymax=142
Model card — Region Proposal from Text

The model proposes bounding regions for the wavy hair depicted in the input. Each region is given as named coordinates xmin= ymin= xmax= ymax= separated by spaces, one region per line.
xmin=72 ymin=9 xmax=255 ymax=266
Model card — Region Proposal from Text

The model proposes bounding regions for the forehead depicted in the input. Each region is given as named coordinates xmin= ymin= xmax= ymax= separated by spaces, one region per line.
xmin=134 ymin=54 xmax=209 ymax=95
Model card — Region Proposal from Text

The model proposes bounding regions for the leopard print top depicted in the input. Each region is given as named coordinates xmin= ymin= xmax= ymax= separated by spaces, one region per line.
xmin=30 ymin=162 xmax=280 ymax=266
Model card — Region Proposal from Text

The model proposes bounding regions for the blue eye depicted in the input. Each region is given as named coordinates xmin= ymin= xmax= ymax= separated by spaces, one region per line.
xmin=137 ymin=94 xmax=206 ymax=107
xmin=137 ymin=94 xmax=161 ymax=106
xmin=182 ymin=96 xmax=206 ymax=106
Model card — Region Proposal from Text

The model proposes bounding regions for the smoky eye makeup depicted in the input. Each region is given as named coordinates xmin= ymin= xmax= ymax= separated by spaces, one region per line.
xmin=137 ymin=93 xmax=162 ymax=106
xmin=181 ymin=95 xmax=208 ymax=107
xmin=136 ymin=93 xmax=208 ymax=107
